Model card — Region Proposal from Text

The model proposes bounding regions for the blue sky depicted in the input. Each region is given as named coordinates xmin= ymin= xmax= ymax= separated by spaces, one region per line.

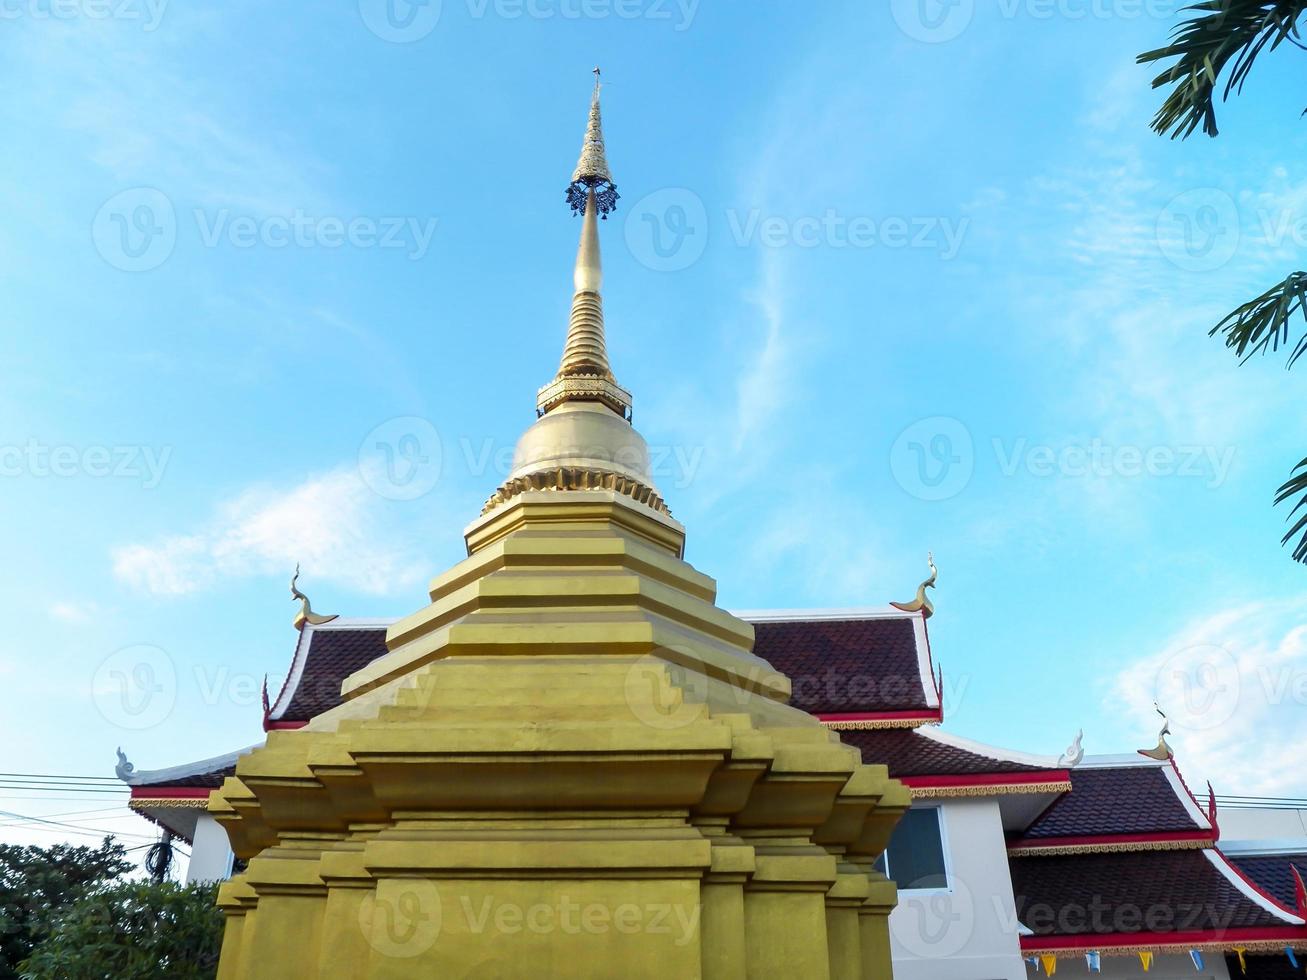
xmin=2 ymin=0 xmax=1305 ymax=851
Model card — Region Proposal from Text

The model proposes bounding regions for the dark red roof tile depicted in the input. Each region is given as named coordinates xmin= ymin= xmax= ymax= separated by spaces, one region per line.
xmin=1021 ymin=766 xmax=1202 ymax=840
xmin=272 ymin=616 xmax=934 ymax=725
xmin=752 ymin=617 xmax=931 ymax=715
xmin=1228 ymin=853 xmax=1307 ymax=910
xmin=134 ymin=764 xmax=234 ymax=790
xmin=273 ymin=627 xmax=389 ymax=722
xmin=839 ymin=728 xmax=1044 ymax=778
xmin=1010 ymin=849 xmax=1288 ymax=937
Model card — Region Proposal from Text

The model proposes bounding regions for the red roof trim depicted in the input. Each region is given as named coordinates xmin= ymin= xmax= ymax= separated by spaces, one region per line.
xmin=1217 ymin=847 xmax=1306 ymax=920
xmin=902 ymin=770 xmax=1071 ymax=789
xmin=265 ymin=720 xmax=307 ymax=730
xmin=817 ymin=709 xmax=943 ymax=724
xmin=1021 ymin=925 xmax=1307 ymax=951
xmin=129 ymin=786 xmax=212 ymax=800
xmin=1010 ymin=830 xmax=1214 ymax=851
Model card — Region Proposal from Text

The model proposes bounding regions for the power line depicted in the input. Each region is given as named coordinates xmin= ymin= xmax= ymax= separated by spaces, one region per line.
xmin=0 ymin=809 xmax=155 ymax=843
xmin=0 ymin=773 xmax=121 ymax=782
xmin=0 ymin=789 xmax=128 ymax=794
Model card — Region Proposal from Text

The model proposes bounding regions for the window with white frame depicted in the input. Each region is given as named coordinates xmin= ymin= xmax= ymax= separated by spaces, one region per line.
xmin=874 ymin=805 xmax=948 ymax=890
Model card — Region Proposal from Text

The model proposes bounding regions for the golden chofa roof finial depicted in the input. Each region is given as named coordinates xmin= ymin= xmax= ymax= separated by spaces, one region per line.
xmin=890 ymin=552 xmax=938 ymax=619
xmin=290 ymin=564 xmax=338 ymax=631
xmin=1138 ymin=702 xmax=1174 ymax=761
xmin=536 ymin=69 xmax=632 ymax=420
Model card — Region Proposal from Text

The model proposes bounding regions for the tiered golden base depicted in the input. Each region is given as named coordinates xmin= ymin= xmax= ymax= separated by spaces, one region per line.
xmin=212 ymin=492 xmax=908 ymax=979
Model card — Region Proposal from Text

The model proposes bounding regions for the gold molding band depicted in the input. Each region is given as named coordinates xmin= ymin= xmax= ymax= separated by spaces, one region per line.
xmin=821 ymin=719 xmax=931 ymax=731
xmin=483 ymin=467 xmax=672 ymax=517
xmin=909 ymin=781 xmax=1073 ymax=799
xmin=129 ymin=797 xmax=209 ymax=810
xmin=1009 ymin=838 xmax=1212 ymax=858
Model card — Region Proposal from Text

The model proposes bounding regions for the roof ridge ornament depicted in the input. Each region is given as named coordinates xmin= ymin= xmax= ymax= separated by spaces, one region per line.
xmin=291 ymin=564 xmax=338 ymax=631
xmin=115 ymin=747 xmax=135 ymax=782
xmin=566 ymin=67 xmax=619 ymax=218
xmin=890 ymin=552 xmax=937 ymax=619
xmin=1058 ymin=729 xmax=1085 ymax=768
xmin=1138 ymin=702 xmax=1173 ymax=760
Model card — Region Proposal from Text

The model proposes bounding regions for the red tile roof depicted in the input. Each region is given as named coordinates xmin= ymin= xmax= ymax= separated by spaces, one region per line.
xmin=134 ymin=765 xmax=234 ymax=790
xmin=1010 ymin=849 xmax=1296 ymax=941
xmin=750 ymin=617 xmax=934 ymax=716
xmin=268 ymin=625 xmax=388 ymax=724
xmin=267 ymin=612 xmax=938 ymax=726
xmin=1020 ymin=765 xmax=1204 ymax=840
xmin=838 ymin=728 xmax=1045 ymax=778
xmin=1228 ymin=853 xmax=1307 ymax=911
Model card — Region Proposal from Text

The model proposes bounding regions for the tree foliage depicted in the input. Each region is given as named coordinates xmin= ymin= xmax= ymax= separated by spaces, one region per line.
xmin=0 ymin=839 xmax=131 ymax=979
xmin=1139 ymin=1 xmax=1307 ymax=563
xmin=18 ymin=881 xmax=222 ymax=980
xmin=1138 ymin=0 xmax=1306 ymax=138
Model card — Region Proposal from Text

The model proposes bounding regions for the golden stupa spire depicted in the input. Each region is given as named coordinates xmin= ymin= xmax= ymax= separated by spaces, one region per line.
xmin=537 ymin=69 xmax=631 ymax=420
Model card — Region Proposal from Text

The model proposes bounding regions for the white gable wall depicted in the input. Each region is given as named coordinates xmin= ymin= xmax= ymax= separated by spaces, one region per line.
xmin=889 ymin=797 xmax=1027 ymax=980
xmin=186 ymin=812 xmax=235 ymax=884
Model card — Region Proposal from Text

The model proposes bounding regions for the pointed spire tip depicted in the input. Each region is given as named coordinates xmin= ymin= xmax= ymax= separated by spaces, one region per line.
xmin=567 ymin=68 xmax=619 ymax=217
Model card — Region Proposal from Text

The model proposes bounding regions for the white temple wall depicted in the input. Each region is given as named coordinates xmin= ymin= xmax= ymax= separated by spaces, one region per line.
xmin=889 ymin=797 xmax=1027 ymax=980
xmin=1217 ymin=806 xmax=1307 ymax=840
xmin=186 ymin=812 xmax=234 ymax=884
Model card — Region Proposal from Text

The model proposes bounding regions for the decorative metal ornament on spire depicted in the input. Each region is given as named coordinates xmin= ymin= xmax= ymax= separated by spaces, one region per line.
xmin=566 ymin=68 xmax=619 ymax=218
xmin=534 ymin=71 xmax=632 ymax=420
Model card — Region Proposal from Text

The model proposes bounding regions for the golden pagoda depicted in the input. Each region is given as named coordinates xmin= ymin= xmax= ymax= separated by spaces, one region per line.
xmin=211 ymin=73 xmax=909 ymax=980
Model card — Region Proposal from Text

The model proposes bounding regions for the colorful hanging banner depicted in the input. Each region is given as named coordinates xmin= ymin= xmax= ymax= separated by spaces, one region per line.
xmin=1188 ymin=950 xmax=1204 ymax=971
xmin=1085 ymin=950 xmax=1100 ymax=973
xmin=1024 ymin=955 xmax=1040 ymax=973
xmin=1233 ymin=947 xmax=1247 ymax=973
xmin=1287 ymin=946 xmax=1300 ymax=968
xmin=1138 ymin=950 xmax=1153 ymax=972
xmin=1039 ymin=954 xmax=1057 ymax=975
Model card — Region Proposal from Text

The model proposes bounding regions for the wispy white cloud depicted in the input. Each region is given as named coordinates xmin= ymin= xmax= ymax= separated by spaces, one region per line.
xmin=1109 ymin=596 xmax=1307 ymax=795
xmin=11 ymin=13 xmax=332 ymax=215
xmin=112 ymin=465 xmax=439 ymax=598
xmin=47 ymin=601 xmax=100 ymax=624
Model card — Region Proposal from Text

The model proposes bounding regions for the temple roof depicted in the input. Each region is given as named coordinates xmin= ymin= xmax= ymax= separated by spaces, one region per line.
xmin=118 ymin=745 xmax=257 ymax=845
xmin=1011 ymin=848 xmax=1305 ymax=953
xmin=837 ymin=727 xmax=1058 ymax=779
xmin=119 ymin=745 xmax=254 ymax=790
xmin=265 ymin=607 xmax=941 ymax=727
xmin=1224 ymin=846 xmax=1307 ymax=910
xmin=266 ymin=620 xmax=389 ymax=725
xmin=735 ymin=609 xmax=940 ymax=720
xmin=1016 ymin=759 xmax=1211 ymax=843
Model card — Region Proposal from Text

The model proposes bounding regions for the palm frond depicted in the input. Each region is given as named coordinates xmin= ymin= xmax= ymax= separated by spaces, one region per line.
xmin=1209 ymin=271 xmax=1307 ymax=366
xmin=1138 ymin=0 xmax=1307 ymax=139
xmin=1274 ymin=457 xmax=1307 ymax=562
